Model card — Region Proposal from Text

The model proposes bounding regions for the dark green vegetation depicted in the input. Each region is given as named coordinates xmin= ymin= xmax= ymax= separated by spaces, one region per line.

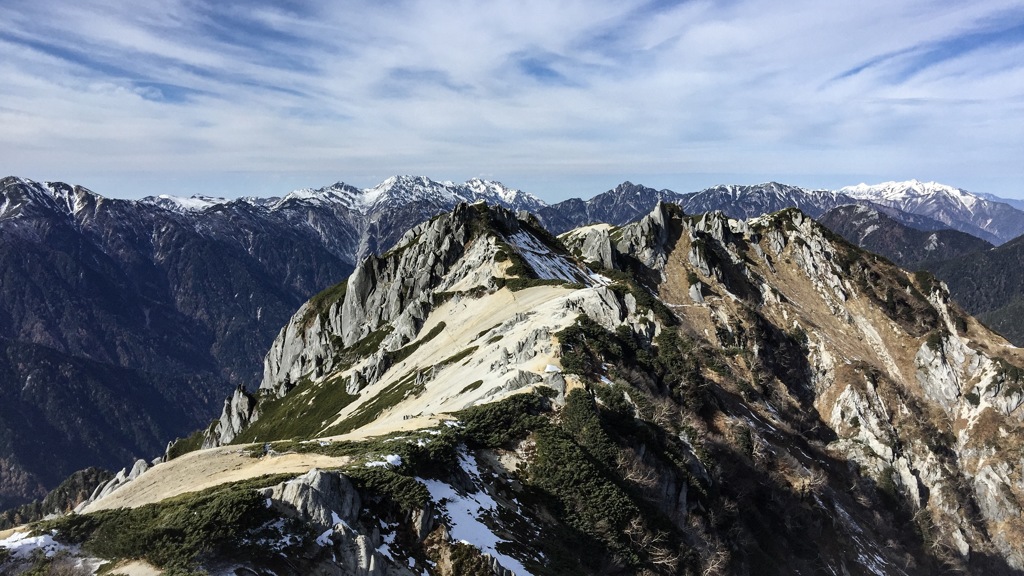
xmin=36 ymin=474 xmax=301 ymax=573
xmin=925 ymin=233 xmax=1024 ymax=346
xmin=242 ymin=383 xmax=694 ymax=574
xmin=459 ymin=380 xmax=484 ymax=394
xmin=232 ymin=379 xmax=358 ymax=444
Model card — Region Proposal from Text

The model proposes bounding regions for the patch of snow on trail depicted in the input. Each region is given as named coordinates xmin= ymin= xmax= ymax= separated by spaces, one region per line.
xmin=417 ymin=451 xmax=532 ymax=576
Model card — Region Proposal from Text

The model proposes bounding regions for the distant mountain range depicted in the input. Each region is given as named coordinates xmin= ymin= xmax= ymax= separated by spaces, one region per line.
xmin=541 ymin=179 xmax=1024 ymax=245
xmin=841 ymin=180 xmax=1024 ymax=244
xmin=2 ymin=172 xmax=1023 ymax=512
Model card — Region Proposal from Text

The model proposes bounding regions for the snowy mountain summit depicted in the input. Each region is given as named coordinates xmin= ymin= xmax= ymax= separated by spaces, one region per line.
xmin=842 ymin=179 xmax=983 ymax=208
xmin=839 ymin=179 xmax=1024 ymax=244
xmin=152 ymin=175 xmax=549 ymax=216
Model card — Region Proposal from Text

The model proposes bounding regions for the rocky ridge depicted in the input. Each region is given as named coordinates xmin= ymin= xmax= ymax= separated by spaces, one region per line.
xmin=208 ymin=202 xmax=615 ymax=447
xmin=7 ymin=202 xmax=1024 ymax=575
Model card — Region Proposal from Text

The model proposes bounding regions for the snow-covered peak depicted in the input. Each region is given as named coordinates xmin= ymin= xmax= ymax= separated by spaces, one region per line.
xmin=277 ymin=182 xmax=363 ymax=210
xmin=834 ymin=179 xmax=1024 ymax=243
xmin=840 ymin=179 xmax=990 ymax=215
xmin=1 ymin=177 xmax=103 ymax=220
xmin=274 ymin=176 xmax=547 ymax=215
xmin=842 ymin=180 xmax=971 ymax=201
xmin=364 ymin=175 xmax=465 ymax=208
xmin=465 ymin=178 xmax=547 ymax=210
xmin=144 ymin=194 xmax=232 ymax=213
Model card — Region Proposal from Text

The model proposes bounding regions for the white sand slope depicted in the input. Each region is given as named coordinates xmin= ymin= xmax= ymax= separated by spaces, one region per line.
xmin=321 ymin=284 xmax=601 ymax=439
xmin=80 ymin=283 xmax=638 ymax=513
xmin=82 ymin=446 xmax=350 ymax=513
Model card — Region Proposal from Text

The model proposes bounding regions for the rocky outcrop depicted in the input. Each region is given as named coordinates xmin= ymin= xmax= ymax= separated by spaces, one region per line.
xmin=203 ymin=386 xmax=258 ymax=448
xmin=260 ymin=470 xmax=426 ymax=576
xmin=559 ymin=224 xmax=616 ymax=269
xmin=73 ymin=459 xmax=150 ymax=513
xmin=604 ymin=203 xmax=1024 ymax=572
xmin=260 ymin=203 xmax=500 ymax=396
xmin=261 ymin=469 xmax=361 ymax=531
xmin=613 ymin=201 xmax=677 ymax=273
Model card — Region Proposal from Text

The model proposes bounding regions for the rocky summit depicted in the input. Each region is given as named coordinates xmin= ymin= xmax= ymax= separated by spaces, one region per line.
xmin=4 ymin=200 xmax=1023 ymax=576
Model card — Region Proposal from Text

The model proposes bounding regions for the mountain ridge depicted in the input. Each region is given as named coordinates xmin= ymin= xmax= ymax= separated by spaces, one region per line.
xmin=3 ymin=171 xmax=1024 ymax=523
xmin=23 ymin=201 xmax=1020 ymax=575
xmin=841 ymin=179 xmax=1024 ymax=244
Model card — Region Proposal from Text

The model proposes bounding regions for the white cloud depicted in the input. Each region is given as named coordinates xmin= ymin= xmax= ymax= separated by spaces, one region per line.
xmin=0 ymin=0 xmax=1021 ymax=200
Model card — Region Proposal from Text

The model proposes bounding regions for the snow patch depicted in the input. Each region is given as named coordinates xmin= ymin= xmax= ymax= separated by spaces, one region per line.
xmin=507 ymin=231 xmax=588 ymax=284
xmin=0 ymin=531 xmax=66 ymax=559
xmin=364 ymin=454 xmax=403 ymax=468
xmin=417 ymin=451 xmax=532 ymax=576
xmin=152 ymin=194 xmax=230 ymax=212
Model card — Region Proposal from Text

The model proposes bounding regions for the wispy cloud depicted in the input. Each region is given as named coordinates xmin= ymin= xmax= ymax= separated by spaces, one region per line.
xmin=1 ymin=0 xmax=1022 ymax=200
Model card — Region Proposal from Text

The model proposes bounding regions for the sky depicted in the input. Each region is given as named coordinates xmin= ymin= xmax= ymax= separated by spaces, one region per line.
xmin=1 ymin=0 xmax=1023 ymax=202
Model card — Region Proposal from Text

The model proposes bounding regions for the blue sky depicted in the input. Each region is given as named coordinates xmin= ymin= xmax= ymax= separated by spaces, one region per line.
xmin=1 ymin=0 xmax=1023 ymax=201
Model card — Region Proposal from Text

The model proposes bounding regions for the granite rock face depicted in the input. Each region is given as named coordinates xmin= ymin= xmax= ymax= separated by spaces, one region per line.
xmin=607 ymin=204 xmax=1024 ymax=572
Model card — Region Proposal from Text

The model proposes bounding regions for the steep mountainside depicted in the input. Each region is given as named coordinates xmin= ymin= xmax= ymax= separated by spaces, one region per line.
xmin=926 ymin=234 xmax=1024 ymax=347
xmin=0 ymin=175 xmax=543 ymax=508
xmin=8 ymin=202 xmax=1023 ymax=576
xmin=819 ymin=204 xmax=994 ymax=269
xmin=815 ymin=202 xmax=1024 ymax=347
xmin=842 ymin=180 xmax=1024 ymax=244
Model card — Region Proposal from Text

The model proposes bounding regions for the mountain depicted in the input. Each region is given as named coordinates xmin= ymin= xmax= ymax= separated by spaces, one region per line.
xmin=534 ymin=180 xmax=934 ymax=237
xmin=8 ymin=202 xmax=1023 ymax=575
xmin=976 ymin=191 xmax=1024 ymax=212
xmin=818 ymin=204 xmax=994 ymax=269
xmin=841 ymin=180 xmax=1024 ymax=245
xmin=537 ymin=181 xmax=975 ymax=241
xmin=926 ymin=233 xmax=1024 ymax=347
xmin=0 ymin=175 xmax=544 ymax=509
xmin=535 ymin=181 xmax=685 ymax=234
xmin=678 ymin=181 xmax=851 ymax=219
xmin=815 ymin=200 xmax=1024 ymax=348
